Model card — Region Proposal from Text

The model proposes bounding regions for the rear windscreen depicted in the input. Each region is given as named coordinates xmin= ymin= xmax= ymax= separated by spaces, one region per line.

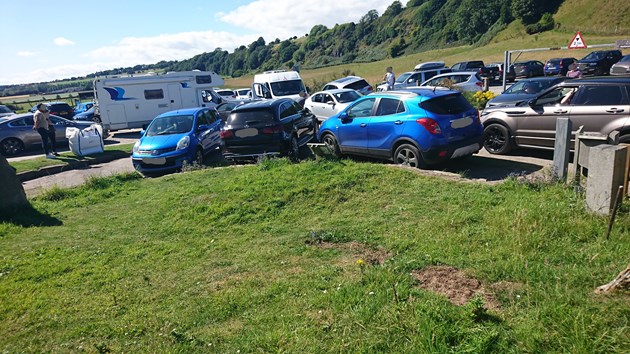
xmin=420 ymin=94 xmax=474 ymax=115
xmin=227 ymin=109 xmax=276 ymax=126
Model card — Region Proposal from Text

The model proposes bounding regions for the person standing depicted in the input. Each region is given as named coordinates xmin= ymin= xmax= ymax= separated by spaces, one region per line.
xmin=383 ymin=66 xmax=396 ymax=91
xmin=295 ymin=91 xmax=308 ymax=108
xmin=46 ymin=115 xmax=59 ymax=156
xmin=566 ymin=64 xmax=582 ymax=78
xmin=33 ymin=103 xmax=55 ymax=158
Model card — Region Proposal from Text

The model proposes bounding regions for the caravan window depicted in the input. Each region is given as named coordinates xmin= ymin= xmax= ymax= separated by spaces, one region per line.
xmin=144 ymin=89 xmax=164 ymax=100
xmin=196 ymin=75 xmax=213 ymax=84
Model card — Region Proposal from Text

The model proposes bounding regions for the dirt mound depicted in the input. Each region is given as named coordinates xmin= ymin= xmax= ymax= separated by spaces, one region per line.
xmin=315 ymin=241 xmax=391 ymax=265
xmin=412 ymin=265 xmax=500 ymax=310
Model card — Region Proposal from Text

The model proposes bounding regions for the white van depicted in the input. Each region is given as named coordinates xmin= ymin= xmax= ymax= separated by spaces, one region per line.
xmin=251 ymin=70 xmax=307 ymax=100
xmin=377 ymin=62 xmax=452 ymax=91
xmin=94 ymin=71 xmax=224 ymax=131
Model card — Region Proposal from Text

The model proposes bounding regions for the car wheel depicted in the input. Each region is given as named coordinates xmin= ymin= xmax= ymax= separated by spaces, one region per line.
xmin=321 ymin=133 xmax=342 ymax=157
xmin=393 ymin=144 xmax=425 ymax=169
xmin=619 ymin=134 xmax=630 ymax=144
xmin=194 ymin=148 xmax=204 ymax=165
xmin=1 ymin=138 xmax=25 ymax=156
xmin=483 ymin=124 xmax=512 ymax=155
xmin=288 ymin=136 xmax=299 ymax=162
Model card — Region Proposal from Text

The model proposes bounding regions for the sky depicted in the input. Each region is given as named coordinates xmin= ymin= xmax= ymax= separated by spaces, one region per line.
xmin=0 ymin=0 xmax=408 ymax=86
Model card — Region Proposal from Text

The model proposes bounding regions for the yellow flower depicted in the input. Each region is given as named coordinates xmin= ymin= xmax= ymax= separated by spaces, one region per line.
xmin=356 ymin=259 xmax=365 ymax=266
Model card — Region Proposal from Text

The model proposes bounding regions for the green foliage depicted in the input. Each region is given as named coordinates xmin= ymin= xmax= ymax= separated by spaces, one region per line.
xmin=525 ymin=13 xmax=556 ymax=34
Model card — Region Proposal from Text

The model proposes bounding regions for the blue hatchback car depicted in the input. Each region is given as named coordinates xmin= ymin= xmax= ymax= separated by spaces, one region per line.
xmin=132 ymin=107 xmax=222 ymax=174
xmin=317 ymin=88 xmax=483 ymax=168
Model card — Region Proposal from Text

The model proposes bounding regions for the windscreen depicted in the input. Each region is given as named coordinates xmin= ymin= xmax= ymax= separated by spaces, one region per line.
xmin=582 ymin=52 xmax=605 ymax=61
xmin=0 ymin=106 xmax=12 ymax=114
xmin=420 ymin=94 xmax=473 ymax=115
xmin=334 ymin=91 xmax=361 ymax=103
xmin=269 ymin=80 xmax=305 ymax=97
xmin=227 ymin=109 xmax=276 ymax=126
xmin=396 ymin=72 xmax=412 ymax=83
xmin=146 ymin=115 xmax=194 ymax=136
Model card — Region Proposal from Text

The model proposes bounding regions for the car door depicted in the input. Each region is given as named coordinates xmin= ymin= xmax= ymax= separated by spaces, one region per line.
xmin=203 ymin=110 xmax=223 ymax=151
xmin=513 ymin=85 xmax=578 ymax=148
xmin=336 ymin=98 xmax=376 ymax=155
xmin=568 ymin=84 xmax=630 ymax=138
xmin=49 ymin=116 xmax=71 ymax=142
xmin=367 ymin=97 xmax=407 ymax=159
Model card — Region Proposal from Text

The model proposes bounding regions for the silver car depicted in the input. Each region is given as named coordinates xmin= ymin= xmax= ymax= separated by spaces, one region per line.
xmin=420 ymin=71 xmax=483 ymax=92
xmin=0 ymin=113 xmax=105 ymax=156
xmin=610 ymin=54 xmax=630 ymax=76
xmin=304 ymin=89 xmax=362 ymax=122
xmin=480 ymin=77 xmax=630 ymax=154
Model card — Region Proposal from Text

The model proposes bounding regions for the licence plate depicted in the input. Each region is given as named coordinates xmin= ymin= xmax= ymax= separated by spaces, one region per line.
xmin=142 ymin=157 xmax=166 ymax=165
xmin=235 ymin=128 xmax=258 ymax=138
xmin=451 ymin=117 xmax=473 ymax=129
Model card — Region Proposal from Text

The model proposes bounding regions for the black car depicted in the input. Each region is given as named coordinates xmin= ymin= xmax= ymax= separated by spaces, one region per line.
xmin=30 ymin=102 xmax=75 ymax=120
xmin=220 ymin=98 xmax=317 ymax=161
xmin=576 ymin=50 xmax=623 ymax=76
xmin=513 ymin=60 xmax=545 ymax=78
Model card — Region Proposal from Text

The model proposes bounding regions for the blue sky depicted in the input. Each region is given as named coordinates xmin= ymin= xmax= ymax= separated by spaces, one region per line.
xmin=0 ymin=0 xmax=407 ymax=85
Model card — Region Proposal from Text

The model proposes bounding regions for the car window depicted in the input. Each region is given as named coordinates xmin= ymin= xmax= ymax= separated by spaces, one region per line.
xmin=312 ymin=93 xmax=324 ymax=103
xmin=420 ymin=94 xmax=473 ymax=114
xmin=346 ymin=80 xmax=369 ymax=91
xmin=571 ymin=86 xmax=626 ymax=106
xmin=323 ymin=94 xmax=334 ymax=103
xmin=228 ymin=109 xmax=275 ymax=125
xmin=207 ymin=110 xmax=219 ymax=123
xmin=334 ymin=91 xmax=361 ymax=103
xmin=396 ymin=72 xmax=412 ymax=83
xmin=197 ymin=111 xmax=211 ymax=126
xmin=280 ymin=102 xmax=298 ymax=119
xmin=423 ymin=70 xmax=438 ymax=81
xmin=376 ymin=98 xmax=405 ymax=116
xmin=9 ymin=118 xmax=27 ymax=127
xmin=535 ymin=87 xmax=571 ymax=106
xmin=347 ymin=98 xmax=376 ymax=118
xmin=322 ymin=84 xmax=336 ymax=91
xmin=407 ymin=73 xmax=421 ymax=84
xmin=49 ymin=116 xmax=66 ymax=125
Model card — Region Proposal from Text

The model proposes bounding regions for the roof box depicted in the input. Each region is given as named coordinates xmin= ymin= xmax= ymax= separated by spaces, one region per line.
xmin=414 ymin=61 xmax=446 ymax=71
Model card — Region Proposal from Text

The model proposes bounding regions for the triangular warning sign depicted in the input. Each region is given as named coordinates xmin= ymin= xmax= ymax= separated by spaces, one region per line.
xmin=569 ymin=32 xmax=587 ymax=49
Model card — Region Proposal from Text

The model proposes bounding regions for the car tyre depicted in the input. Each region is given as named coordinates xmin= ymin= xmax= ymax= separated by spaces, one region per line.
xmin=1 ymin=138 xmax=25 ymax=156
xmin=194 ymin=148 xmax=204 ymax=165
xmin=394 ymin=143 xmax=425 ymax=169
xmin=288 ymin=136 xmax=299 ymax=162
xmin=483 ymin=124 xmax=512 ymax=155
xmin=321 ymin=133 xmax=342 ymax=157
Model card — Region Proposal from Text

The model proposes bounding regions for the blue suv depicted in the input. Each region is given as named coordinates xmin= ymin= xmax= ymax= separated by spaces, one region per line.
xmin=317 ymin=88 xmax=483 ymax=168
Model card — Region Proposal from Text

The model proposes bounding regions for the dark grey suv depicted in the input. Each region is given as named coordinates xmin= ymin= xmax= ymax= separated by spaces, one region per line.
xmin=480 ymin=77 xmax=630 ymax=154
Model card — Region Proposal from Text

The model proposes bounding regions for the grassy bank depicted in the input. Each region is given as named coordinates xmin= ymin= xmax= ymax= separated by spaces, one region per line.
xmin=0 ymin=158 xmax=628 ymax=352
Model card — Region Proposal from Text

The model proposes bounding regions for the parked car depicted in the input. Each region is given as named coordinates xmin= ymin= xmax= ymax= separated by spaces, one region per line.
xmin=480 ymin=77 xmax=630 ymax=155
xmin=131 ymin=107 xmax=223 ymax=174
xmin=485 ymin=77 xmax=570 ymax=108
xmin=610 ymin=54 xmax=630 ymax=75
xmin=215 ymin=89 xmax=237 ymax=101
xmin=378 ymin=66 xmax=453 ymax=92
xmin=450 ymin=61 xmax=485 ymax=73
xmin=74 ymin=101 xmax=95 ymax=115
xmin=0 ymin=113 xmax=105 ymax=156
xmin=323 ymin=76 xmax=373 ymax=95
xmin=0 ymin=105 xmax=15 ymax=118
xmin=576 ymin=50 xmax=623 ymax=76
xmin=235 ymin=88 xmax=251 ymax=100
xmin=304 ymin=89 xmax=362 ymax=122
xmin=544 ymin=57 xmax=577 ymax=76
xmin=73 ymin=106 xmax=95 ymax=121
xmin=420 ymin=72 xmax=484 ymax=92
xmin=487 ymin=63 xmax=516 ymax=82
xmin=513 ymin=60 xmax=545 ymax=78
xmin=29 ymin=102 xmax=75 ymax=120
xmin=317 ymin=88 xmax=483 ymax=168
xmin=220 ymin=98 xmax=317 ymax=162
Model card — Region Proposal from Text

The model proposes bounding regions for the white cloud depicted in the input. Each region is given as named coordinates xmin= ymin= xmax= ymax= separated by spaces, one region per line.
xmin=54 ymin=37 xmax=76 ymax=46
xmin=17 ymin=51 xmax=37 ymax=57
xmin=219 ymin=0 xmax=408 ymax=40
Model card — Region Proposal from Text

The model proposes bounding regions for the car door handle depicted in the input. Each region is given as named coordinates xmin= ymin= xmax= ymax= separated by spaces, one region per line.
xmin=360 ymin=123 xmax=367 ymax=128
xmin=606 ymin=108 xmax=624 ymax=113
xmin=394 ymin=120 xmax=403 ymax=125
xmin=507 ymin=111 xmax=526 ymax=115
xmin=553 ymin=109 xmax=568 ymax=114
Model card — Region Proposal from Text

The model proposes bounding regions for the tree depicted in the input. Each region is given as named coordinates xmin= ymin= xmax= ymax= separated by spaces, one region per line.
xmin=383 ymin=1 xmax=403 ymax=17
xmin=511 ymin=0 xmax=541 ymax=24
xmin=360 ymin=9 xmax=379 ymax=25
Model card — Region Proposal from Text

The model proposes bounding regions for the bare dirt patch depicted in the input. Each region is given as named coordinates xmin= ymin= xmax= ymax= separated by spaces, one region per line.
xmin=411 ymin=265 xmax=501 ymax=310
xmin=314 ymin=241 xmax=391 ymax=265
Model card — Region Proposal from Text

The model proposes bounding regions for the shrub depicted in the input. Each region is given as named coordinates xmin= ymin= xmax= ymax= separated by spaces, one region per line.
xmin=464 ymin=90 xmax=496 ymax=110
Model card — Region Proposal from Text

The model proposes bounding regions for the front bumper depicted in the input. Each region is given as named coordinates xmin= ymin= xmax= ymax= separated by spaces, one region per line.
xmin=131 ymin=150 xmax=192 ymax=173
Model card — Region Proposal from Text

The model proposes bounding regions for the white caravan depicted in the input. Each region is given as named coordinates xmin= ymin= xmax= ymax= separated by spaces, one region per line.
xmin=251 ymin=70 xmax=307 ymax=100
xmin=94 ymin=71 xmax=224 ymax=131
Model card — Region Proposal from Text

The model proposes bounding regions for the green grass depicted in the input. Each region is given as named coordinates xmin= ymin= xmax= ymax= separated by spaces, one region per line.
xmin=1 ymin=158 xmax=628 ymax=352
xmin=9 ymin=143 xmax=133 ymax=174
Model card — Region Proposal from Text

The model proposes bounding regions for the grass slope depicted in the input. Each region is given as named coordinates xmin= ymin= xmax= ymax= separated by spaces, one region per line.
xmin=1 ymin=158 xmax=628 ymax=352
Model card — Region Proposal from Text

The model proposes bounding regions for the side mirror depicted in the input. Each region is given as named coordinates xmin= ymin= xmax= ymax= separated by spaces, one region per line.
xmin=339 ymin=111 xmax=350 ymax=123
xmin=139 ymin=129 xmax=146 ymax=137
xmin=528 ymin=99 xmax=537 ymax=107
xmin=327 ymin=101 xmax=335 ymax=106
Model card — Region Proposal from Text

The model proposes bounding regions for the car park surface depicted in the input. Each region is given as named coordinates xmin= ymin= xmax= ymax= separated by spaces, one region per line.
xmin=481 ymin=77 xmax=630 ymax=154
xmin=0 ymin=113 xmax=103 ymax=156
xmin=220 ymin=98 xmax=317 ymax=162
xmin=304 ymin=89 xmax=362 ymax=122
xmin=131 ymin=107 xmax=222 ymax=174
xmin=317 ymin=88 xmax=483 ymax=168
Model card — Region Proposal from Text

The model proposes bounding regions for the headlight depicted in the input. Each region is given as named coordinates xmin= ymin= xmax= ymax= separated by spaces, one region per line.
xmin=176 ymin=136 xmax=190 ymax=150
xmin=133 ymin=141 xmax=140 ymax=153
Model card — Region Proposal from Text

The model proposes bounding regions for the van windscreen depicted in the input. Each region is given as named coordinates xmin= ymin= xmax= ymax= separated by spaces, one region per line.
xmin=269 ymin=79 xmax=305 ymax=96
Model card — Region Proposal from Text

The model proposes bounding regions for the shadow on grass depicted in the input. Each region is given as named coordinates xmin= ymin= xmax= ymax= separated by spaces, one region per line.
xmin=0 ymin=205 xmax=62 ymax=228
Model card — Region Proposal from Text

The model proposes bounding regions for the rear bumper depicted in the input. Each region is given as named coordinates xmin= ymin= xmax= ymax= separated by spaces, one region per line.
xmin=421 ymin=135 xmax=482 ymax=164
xmin=222 ymin=142 xmax=287 ymax=160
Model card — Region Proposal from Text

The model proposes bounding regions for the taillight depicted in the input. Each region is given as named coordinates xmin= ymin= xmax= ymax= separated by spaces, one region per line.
xmin=220 ymin=130 xmax=234 ymax=139
xmin=416 ymin=118 xmax=441 ymax=134
xmin=262 ymin=125 xmax=284 ymax=134
xmin=476 ymin=81 xmax=483 ymax=87
xmin=475 ymin=111 xmax=481 ymax=125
